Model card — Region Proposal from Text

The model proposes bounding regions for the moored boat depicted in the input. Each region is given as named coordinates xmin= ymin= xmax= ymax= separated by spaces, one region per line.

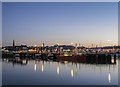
xmin=48 ymin=54 xmax=54 ymax=60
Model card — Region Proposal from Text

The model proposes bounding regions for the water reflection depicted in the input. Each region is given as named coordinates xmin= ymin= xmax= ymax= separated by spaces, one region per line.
xmin=34 ymin=64 xmax=36 ymax=71
xmin=57 ymin=66 xmax=59 ymax=75
xmin=75 ymin=68 xmax=77 ymax=74
xmin=42 ymin=64 xmax=44 ymax=72
xmin=71 ymin=69 xmax=73 ymax=77
xmin=22 ymin=59 xmax=27 ymax=64
xmin=64 ymin=61 xmax=68 ymax=64
xmin=108 ymin=72 xmax=111 ymax=83
xmin=2 ymin=58 xmax=118 ymax=85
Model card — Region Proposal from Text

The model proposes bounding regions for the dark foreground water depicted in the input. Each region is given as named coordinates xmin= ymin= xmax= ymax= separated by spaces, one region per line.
xmin=2 ymin=58 xmax=118 ymax=85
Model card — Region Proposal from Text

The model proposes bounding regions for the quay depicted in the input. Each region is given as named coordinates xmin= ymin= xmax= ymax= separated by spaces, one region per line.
xmin=2 ymin=52 xmax=117 ymax=64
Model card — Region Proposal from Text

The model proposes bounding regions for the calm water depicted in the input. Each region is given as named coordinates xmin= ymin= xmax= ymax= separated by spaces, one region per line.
xmin=0 ymin=59 xmax=2 ymax=87
xmin=2 ymin=58 xmax=118 ymax=85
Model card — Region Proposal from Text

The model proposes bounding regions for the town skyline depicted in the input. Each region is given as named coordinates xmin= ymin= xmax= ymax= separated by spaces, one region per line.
xmin=2 ymin=2 xmax=118 ymax=47
xmin=3 ymin=40 xmax=118 ymax=48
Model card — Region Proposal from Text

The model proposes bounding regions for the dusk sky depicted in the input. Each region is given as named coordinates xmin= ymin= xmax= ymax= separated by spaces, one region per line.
xmin=2 ymin=2 xmax=118 ymax=47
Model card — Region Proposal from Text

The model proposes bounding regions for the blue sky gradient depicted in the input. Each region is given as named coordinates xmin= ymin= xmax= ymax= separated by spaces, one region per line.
xmin=2 ymin=2 xmax=118 ymax=47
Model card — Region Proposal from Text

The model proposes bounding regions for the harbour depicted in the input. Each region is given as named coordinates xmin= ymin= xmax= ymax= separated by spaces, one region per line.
xmin=2 ymin=2 xmax=119 ymax=86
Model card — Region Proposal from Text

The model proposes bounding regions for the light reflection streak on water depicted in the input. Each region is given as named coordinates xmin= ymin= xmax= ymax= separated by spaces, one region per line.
xmin=76 ymin=69 xmax=77 ymax=74
xmin=108 ymin=72 xmax=111 ymax=83
xmin=42 ymin=64 xmax=44 ymax=72
xmin=33 ymin=59 xmax=117 ymax=80
xmin=34 ymin=64 xmax=36 ymax=71
xmin=71 ymin=69 xmax=73 ymax=77
xmin=57 ymin=66 xmax=59 ymax=75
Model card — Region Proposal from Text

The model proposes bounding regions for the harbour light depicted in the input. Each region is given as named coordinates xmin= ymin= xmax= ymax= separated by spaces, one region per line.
xmin=71 ymin=42 xmax=73 ymax=45
xmin=64 ymin=61 xmax=68 ymax=64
